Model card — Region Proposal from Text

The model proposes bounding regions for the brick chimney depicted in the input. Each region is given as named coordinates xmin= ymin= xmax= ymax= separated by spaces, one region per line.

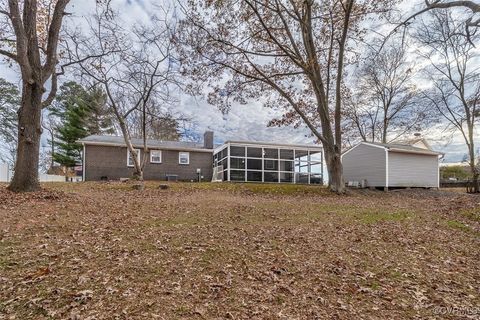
xmin=204 ymin=131 xmax=214 ymax=149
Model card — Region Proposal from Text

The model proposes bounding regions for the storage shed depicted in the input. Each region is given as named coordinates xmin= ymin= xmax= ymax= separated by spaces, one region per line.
xmin=342 ymin=142 xmax=442 ymax=189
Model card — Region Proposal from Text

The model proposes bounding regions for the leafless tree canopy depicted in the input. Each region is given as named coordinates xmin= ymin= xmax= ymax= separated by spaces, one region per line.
xmin=415 ymin=10 xmax=479 ymax=191
xmin=67 ymin=7 xmax=182 ymax=181
xmin=343 ymin=38 xmax=432 ymax=145
xmin=177 ymin=0 xmax=396 ymax=192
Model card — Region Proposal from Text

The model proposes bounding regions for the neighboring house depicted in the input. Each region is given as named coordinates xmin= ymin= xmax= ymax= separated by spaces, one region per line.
xmin=213 ymin=141 xmax=324 ymax=184
xmin=79 ymin=131 xmax=214 ymax=181
xmin=397 ymin=137 xmax=432 ymax=151
xmin=342 ymin=142 xmax=442 ymax=189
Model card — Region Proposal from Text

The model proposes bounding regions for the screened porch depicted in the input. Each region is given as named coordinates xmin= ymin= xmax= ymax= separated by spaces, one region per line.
xmin=213 ymin=141 xmax=323 ymax=184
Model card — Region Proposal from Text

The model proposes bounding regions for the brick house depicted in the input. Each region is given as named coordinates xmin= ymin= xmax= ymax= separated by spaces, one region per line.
xmin=79 ymin=132 xmax=214 ymax=181
xmin=80 ymin=131 xmax=326 ymax=184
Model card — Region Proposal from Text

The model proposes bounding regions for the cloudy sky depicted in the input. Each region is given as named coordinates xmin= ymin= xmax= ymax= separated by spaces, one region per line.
xmin=1 ymin=0 xmax=478 ymax=163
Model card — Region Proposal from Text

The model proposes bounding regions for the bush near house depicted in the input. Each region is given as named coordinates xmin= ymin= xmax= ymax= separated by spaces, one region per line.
xmin=441 ymin=165 xmax=472 ymax=181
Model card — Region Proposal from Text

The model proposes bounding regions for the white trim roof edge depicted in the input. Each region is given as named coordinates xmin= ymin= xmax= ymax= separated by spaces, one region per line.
xmin=216 ymin=140 xmax=323 ymax=152
xmin=344 ymin=141 xmax=442 ymax=156
xmin=80 ymin=141 xmax=213 ymax=153
xmin=341 ymin=142 xmax=385 ymax=159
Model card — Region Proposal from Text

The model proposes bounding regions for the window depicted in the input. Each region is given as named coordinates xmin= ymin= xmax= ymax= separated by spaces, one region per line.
xmin=222 ymin=158 xmax=229 ymax=170
xmin=280 ymin=149 xmax=294 ymax=160
xmin=127 ymin=149 xmax=140 ymax=167
xmin=295 ymin=161 xmax=309 ymax=173
xmin=219 ymin=147 xmax=228 ymax=160
xmin=150 ymin=150 xmax=162 ymax=163
xmin=247 ymin=158 xmax=262 ymax=170
xmin=280 ymin=172 xmax=293 ymax=183
xmin=296 ymin=172 xmax=309 ymax=184
xmin=179 ymin=152 xmax=190 ymax=165
xmin=230 ymin=157 xmax=245 ymax=169
xmin=279 ymin=161 xmax=294 ymax=172
xmin=295 ymin=150 xmax=309 ymax=162
xmin=310 ymin=151 xmax=322 ymax=162
xmin=264 ymin=171 xmax=278 ymax=182
xmin=264 ymin=159 xmax=278 ymax=171
xmin=263 ymin=148 xmax=279 ymax=159
xmin=230 ymin=146 xmax=245 ymax=157
xmin=230 ymin=170 xmax=245 ymax=181
xmin=247 ymin=171 xmax=262 ymax=182
xmin=310 ymin=162 xmax=322 ymax=174
xmin=247 ymin=147 xmax=262 ymax=158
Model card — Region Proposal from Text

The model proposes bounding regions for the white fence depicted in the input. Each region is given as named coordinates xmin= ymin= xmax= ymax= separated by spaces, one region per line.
xmin=0 ymin=163 xmax=12 ymax=182
xmin=39 ymin=173 xmax=66 ymax=182
xmin=0 ymin=163 xmax=65 ymax=183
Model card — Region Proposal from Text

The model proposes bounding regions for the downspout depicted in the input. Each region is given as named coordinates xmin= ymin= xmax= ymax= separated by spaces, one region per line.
xmin=82 ymin=143 xmax=86 ymax=182
xmin=293 ymin=150 xmax=296 ymax=184
xmin=437 ymin=155 xmax=440 ymax=188
xmin=322 ymin=149 xmax=325 ymax=186
xmin=385 ymin=148 xmax=389 ymax=191
xmin=227 ymin=143 xmax=231 ymax=182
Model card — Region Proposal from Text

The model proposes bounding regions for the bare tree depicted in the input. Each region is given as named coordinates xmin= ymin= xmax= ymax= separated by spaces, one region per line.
xmin=0 ymin=0 xmax=70 ymax=192
xmin=70 ymin=9 xmax=178 ymax=183
xmin=130 ymin=111 xmax=186 ymax=142
xmin=404 ymin=1 xmax=480 ymax=40
xmin=178 ymin=0 xmax=394 ymax=193
xmin=42 ymin=112 xmax=59 ymax=170
xmin=415 ymin=11 xmax=479 ymax=192
xmin=344 ymin=40 xmax=430 ymax=144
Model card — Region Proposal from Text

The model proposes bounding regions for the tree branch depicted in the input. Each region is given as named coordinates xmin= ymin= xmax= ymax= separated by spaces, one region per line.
xmin=0 ymin=48 xmax=19 ymax=62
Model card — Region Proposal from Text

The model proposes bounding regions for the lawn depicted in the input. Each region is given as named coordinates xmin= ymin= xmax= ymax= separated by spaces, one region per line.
xmin=0 ymin=182 xmax=479 ymax=319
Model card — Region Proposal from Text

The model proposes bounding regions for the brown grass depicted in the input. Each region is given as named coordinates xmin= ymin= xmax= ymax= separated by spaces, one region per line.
xmin=0 ymin=182 xmax=479 ymax=319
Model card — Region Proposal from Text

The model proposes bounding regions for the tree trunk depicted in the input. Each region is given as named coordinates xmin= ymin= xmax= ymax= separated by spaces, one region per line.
xmin=325 ymin=147 xmax=345 ymax=193
xmin=470 ymin=162 xmax=479 ymax=193
xmin=132 ymin=166 xmax=144 ymax=181
xmin=472 ymin=172 xmax=479 ymax=193
xmin=7 ymin=82 xmax=43 ymax=192
xmin=467 ymin=126 xmax=478 ymax=193
xmin=382 ymin=116 xmax=388 ymax=144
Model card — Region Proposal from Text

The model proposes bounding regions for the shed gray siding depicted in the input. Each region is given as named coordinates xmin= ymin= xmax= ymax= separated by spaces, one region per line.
xmin=84 ymin=145 xmax=213 ymax=181
xmin=388 ymin=152 xmax=438 ymax=187
xmin=342 ymin=144 xmax=386 ymax=187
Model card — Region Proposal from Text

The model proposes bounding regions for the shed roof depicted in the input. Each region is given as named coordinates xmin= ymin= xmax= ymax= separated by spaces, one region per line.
xmin=78 ymin=135 xmax=211 ymax=152
xmin=396 ymin=137 xmax=432 ymax=150
xmin=362 ymin=142 xmax=442 ymax=156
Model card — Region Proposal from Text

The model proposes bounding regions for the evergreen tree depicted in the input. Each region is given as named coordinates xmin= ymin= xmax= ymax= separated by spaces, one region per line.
xmin=49 ymin=82 xmax=114 ymax=168
xmin=83 ymin=86 xmax=116 ymax=135
xmin=0 ymin=78 xmax=20 ymax=164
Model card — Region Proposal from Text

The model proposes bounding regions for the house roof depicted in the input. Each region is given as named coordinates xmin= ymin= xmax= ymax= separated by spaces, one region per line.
xmin=78 ymin=135 xmax=212 ymax=152
xmin=396 ymin=137 xmax=432 ymax=150
xmin=215 ymin=140 xmax=323 ymax=152
xmin=363 ymin=142 xmax=443 ymax=156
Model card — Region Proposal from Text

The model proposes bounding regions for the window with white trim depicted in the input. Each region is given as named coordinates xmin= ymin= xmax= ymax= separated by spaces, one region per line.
xmin=127 ymin=149 xmax=140 ymax=167
xmin=179 ymin=152 xmax=190 ymax=165
xmin=150 ymin=150 xmax=162 ymax=163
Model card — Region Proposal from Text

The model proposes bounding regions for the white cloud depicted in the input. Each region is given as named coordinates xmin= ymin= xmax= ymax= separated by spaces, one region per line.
xmin=177 ymin=94 xmax=314 ymax=145
xmin=0 ymin=0 xmax=477 ymax=165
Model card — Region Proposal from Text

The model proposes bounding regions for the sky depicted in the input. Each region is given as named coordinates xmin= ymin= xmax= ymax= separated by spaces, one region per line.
xmin=0 ymin=0 xmax=478 ymax=164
